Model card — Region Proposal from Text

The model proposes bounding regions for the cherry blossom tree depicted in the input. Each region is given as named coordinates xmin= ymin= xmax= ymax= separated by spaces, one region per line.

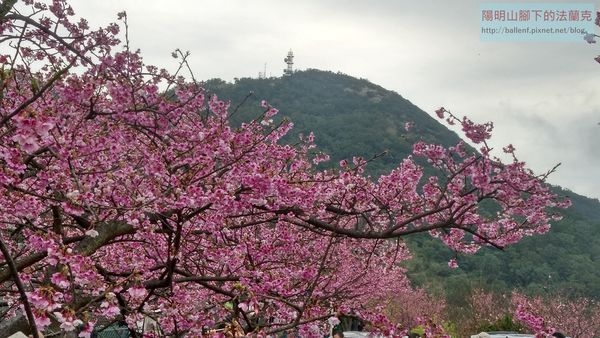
xmin=470 ymin=289 xmax=505 ymax=326
xmin=452 ymin=288 xmax=524 ymax=337
xmin=513 ymin=292 xmax=600 ymax=338
xmin=0 ymin=1 xmax=569 ymax=337
xmin=381 ymin=286 xmax=446 ymax=333
xmin=462 ymin=289 xmax=600 ymax=338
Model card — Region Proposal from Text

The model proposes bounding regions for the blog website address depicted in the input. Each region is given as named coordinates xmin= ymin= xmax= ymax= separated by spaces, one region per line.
xmin=480 ymin=3 xmax=594 ymax=41
xmin=482 ymin=26 xmax=588 ymax=35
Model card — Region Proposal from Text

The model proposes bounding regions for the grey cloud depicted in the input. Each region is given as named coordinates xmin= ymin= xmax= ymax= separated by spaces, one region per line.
xmin=70 ymin=0 xmax=600 ymax=199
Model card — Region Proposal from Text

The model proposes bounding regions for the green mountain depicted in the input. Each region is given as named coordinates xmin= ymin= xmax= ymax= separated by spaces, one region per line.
xmin=203 ymin=69 xmax=600 ymax=302
xmin=206 ymin=69 xmax=463 ymax=175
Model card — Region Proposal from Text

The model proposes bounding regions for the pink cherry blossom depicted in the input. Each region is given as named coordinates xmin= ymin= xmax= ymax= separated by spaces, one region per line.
xmin=100 ymin=301 xmax=121 ymax=317
xmin=447 ymin=258 xmax=459 ymax=269
xmin=127 ymin=285 xmax=147 ymax=299
xmin=54 ymin=310 xmax=84 ymax=332
xmin=50 ymin=272 xmax=70 ymax=289
xmin=0 ymin=1 xmax=568 ymax=337
xmin=12 ymin=134 xmax=40 ymax=153
xmin=78 ymin=322 xmax=95 ymax=338
xmin=435 ymin=107 xmax=446 ymax=118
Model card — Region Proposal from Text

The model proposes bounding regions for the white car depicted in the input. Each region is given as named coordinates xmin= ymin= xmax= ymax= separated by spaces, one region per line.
xmin=343 ymin=332 xmax=370 ymax=338
xmin=343 ymin=331 xmax=390 ymax=338
xmin=471 ymin=332 xmax=535 ymax=338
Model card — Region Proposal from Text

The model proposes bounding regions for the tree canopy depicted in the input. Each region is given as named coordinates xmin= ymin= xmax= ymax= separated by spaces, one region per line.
xmin=0 ymin=1 xmax=568 ymax=337
xmin=205 ymin=69 xmax=600 ymax=304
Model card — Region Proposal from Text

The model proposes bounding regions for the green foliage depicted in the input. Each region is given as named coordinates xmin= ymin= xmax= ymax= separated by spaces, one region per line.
xmin=204 ymin=69 xmax=463 ymax=177
xmin=476 ymin=314 xmax=525 ymax=333
xmin=410 ymin=325 xmax=425 ymax=336
xmin=204 ymin=69 xmax=600 ymax=303
xmin=442 ymin=321 xmax=460 ymax=338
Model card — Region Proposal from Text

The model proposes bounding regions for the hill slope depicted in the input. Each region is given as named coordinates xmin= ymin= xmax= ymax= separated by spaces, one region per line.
xmin=205 ymin=70 xmax=463 ymax=175
xmin=203 ymin=69 xmax=600 ymax=300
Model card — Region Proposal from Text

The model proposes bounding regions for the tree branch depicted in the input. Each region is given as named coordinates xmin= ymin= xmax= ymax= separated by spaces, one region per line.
xmin=0 ymin=65 xmax=71 ymax=128
xmin=0 ymin=237 xmax=40 ymax=338
xmin=0 ymin=220 xmax=135 ymax=283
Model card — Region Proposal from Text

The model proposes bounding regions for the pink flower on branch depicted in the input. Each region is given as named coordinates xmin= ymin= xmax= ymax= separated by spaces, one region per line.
xmin=447 ymin=258 xmax=459 ymax=269
xmin=127 ymin=285 xmax=147 ymax=299
xmin=435 ymin=107 xmax=446 ymax=118
xmin=53 ymin=309 xmax=84 ymax=332
xmin=50 ymin=271 xmax=70 ymax=289
xmin=513 ymin=292 xmax=600 ymax=337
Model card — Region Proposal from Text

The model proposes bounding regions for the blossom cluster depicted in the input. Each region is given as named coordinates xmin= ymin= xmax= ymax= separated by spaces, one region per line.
xmin=0 ymin=1 xmax=568 ymax=337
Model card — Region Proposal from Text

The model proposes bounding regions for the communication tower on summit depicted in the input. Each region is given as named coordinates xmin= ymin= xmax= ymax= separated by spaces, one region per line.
xmin=258 ymin=63 xmax=267 ymax=79
xmin=283 ymin=49 xmax=294 ymax=76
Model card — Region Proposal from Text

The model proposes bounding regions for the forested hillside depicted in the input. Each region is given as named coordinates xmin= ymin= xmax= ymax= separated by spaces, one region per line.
xmin=206 ymin=70 xmax=465 ymax=175
xmin=204 ymin=69 xmax=600 ymax=302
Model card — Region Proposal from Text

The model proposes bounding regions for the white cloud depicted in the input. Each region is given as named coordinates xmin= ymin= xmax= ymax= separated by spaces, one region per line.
xmin=70 ymin=0 xmax=600 ymax=199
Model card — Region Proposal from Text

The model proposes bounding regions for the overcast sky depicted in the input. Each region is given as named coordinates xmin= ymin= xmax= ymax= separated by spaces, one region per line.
xmin=71 ymin=0 xmax=600 ymax=200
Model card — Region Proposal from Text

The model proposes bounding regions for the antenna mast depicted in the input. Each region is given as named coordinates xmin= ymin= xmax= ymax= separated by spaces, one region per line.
xmin=283 ymin=49 xmax=294 ymax=76
xmin=258 ymin=63 xmax=267 ymax=79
